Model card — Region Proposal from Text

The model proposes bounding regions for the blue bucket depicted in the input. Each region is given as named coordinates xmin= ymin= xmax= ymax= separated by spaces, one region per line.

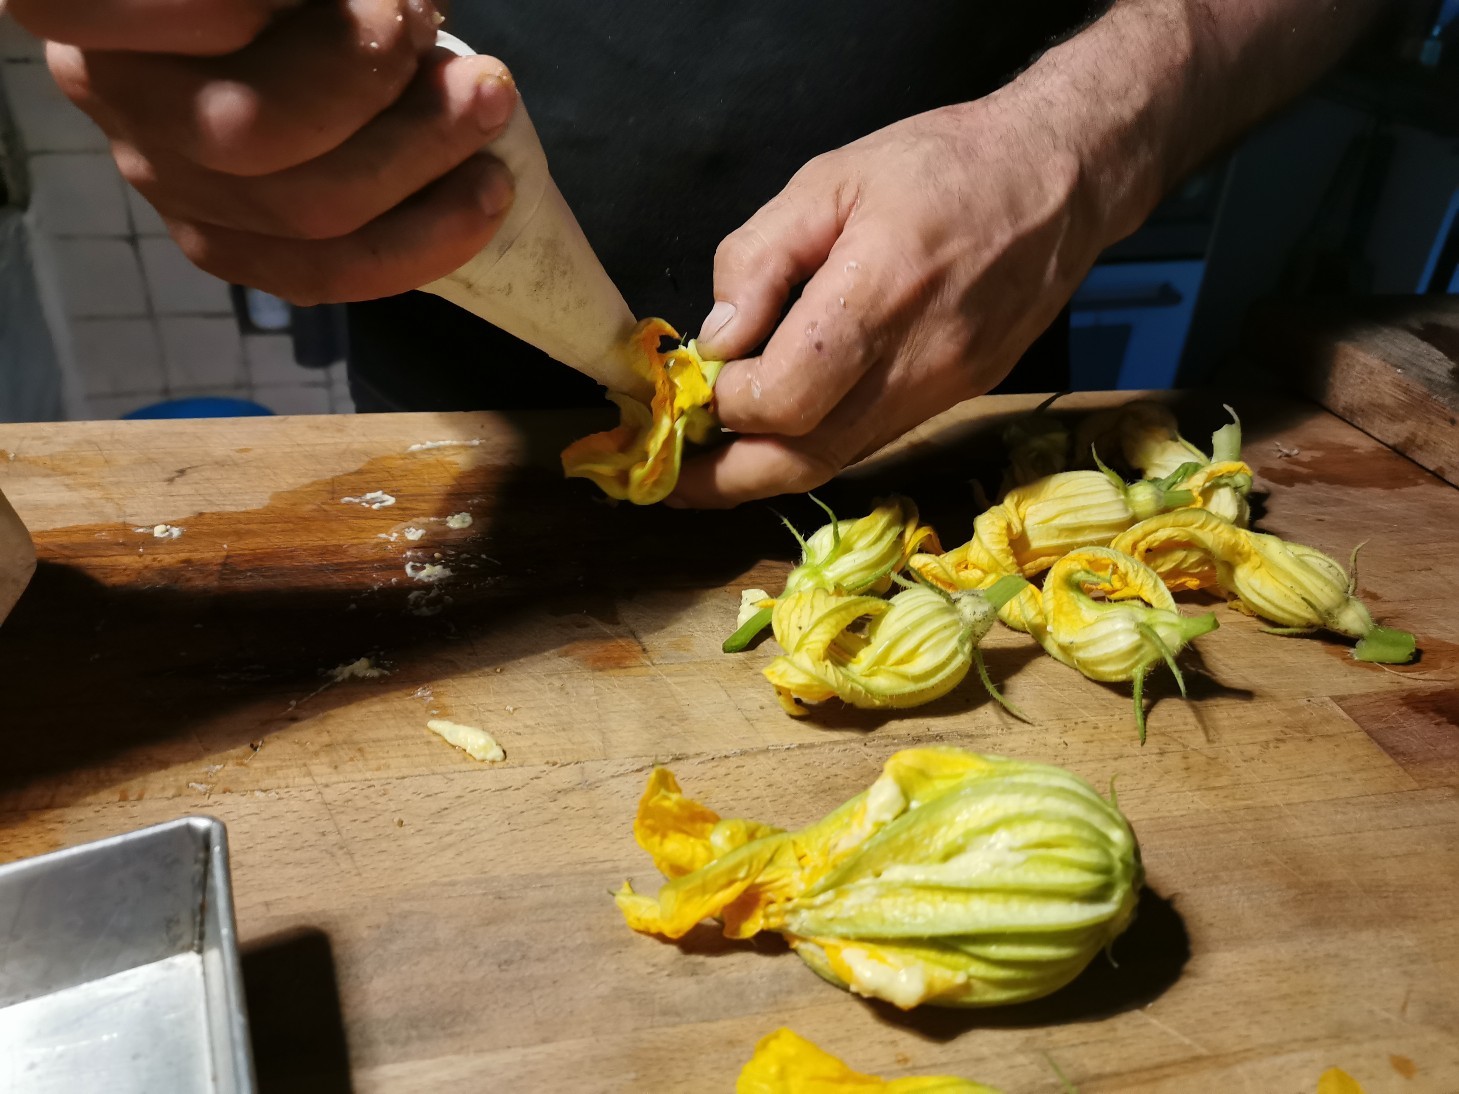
xmin=123 ymin=397 xmax=274 ymax=420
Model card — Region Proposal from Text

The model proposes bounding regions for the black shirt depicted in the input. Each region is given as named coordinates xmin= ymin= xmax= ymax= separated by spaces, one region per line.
xmin=348 ymin=2 xmax=1100 ymax=411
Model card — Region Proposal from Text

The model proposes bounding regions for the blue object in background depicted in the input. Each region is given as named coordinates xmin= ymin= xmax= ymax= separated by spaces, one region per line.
xmin=1069 ymin=260 xmax=1207 ymax=390
xmin=123 ymin=397 xmax=273 ymax=420
xmin=1417 ymin=186 xmax=1459 ymax=293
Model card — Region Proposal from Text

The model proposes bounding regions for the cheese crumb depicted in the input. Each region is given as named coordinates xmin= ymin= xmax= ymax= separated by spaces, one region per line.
xmin=407 ymin=439 xmax=482 ymax=452
xmin=341 ymin=491 xmax=396 ymax=509
xmin=330 ymin=657 xmax=388 ymax=682
xmin=405 ymin=562 xmax=452 ymax=583
xmin=446 ymin=512 xmax=473 ymax=530
xmin=426 ymin=719 xmax=505 ymax=763
xmin=136 ymin=524 xmax=184 ymax=540
xmin=404 ymin=527 xmax=427 ymax=541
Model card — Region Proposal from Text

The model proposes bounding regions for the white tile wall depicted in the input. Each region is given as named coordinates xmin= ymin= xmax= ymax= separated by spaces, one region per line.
xmin=243 ymin=333 xmax=301 ymax=385
xmin=70 ymin=318 xmax=166 ymax=397
xmin=139 ymin=236 xmax=232 ymax=314
xmin=0 ymin=14 xmax=45 ymax=62
xmin=28 ymin=152 xmax=133 ymax=236
xmin=83 ymin=394 xmax=152 ymax=420
xmin=125 ymin=186 xmax=168 ymax=236
xmin=1 ymin=61 xmax=107 ymax=153
xmin=51 ymin=239 xmax=148 ymax=317
xmin=1 ymin=23 xmax=355 ymax=421
xmin=159 ymin=317 xmax=246 ymax=390
xmin=253 ymin=382 xmax=331 ymax=416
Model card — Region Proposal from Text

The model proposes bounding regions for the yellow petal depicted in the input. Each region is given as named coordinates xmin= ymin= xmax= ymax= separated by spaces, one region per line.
xmin=561 ymin=319 xmax=723 ymax=505
xmin=632 ymin=767 xmax=781 ymax=879
xmin=1316 ymin=1068 xmax=1366 ymax=1094
xmin=737 ymin=1028 xmax=999 ymax=1094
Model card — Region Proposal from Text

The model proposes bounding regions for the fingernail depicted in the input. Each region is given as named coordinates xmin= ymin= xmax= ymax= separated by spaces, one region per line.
xmin=474 ymin=158 xmax=515 ymax=217
xmin=474 ymin=72 xmax=517 ymax=133
xmin=699 ymin=301 xmax=737 ymax=348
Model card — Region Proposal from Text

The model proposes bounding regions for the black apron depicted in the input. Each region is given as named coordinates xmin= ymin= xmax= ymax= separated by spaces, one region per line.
xmin=348 ymin=1 xmax=1100 ymax=411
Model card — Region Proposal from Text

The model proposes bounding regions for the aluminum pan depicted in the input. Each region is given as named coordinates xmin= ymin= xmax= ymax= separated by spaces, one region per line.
xmin=0 ymin=816 xmax=257 ymax=1093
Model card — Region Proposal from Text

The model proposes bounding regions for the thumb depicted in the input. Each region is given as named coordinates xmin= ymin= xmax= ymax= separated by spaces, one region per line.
xmin=697 ymin=169 xmax=851 ymax=362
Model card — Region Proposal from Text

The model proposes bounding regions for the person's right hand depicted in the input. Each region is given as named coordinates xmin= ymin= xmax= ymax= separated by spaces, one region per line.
xmin=8 ymin=0 xmax=518 ymax=304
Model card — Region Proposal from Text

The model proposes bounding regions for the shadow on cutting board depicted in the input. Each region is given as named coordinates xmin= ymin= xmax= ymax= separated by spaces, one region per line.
xmin=242 ymin=927 xmax=354 ymax=1094
xmin=0 ymin=395 xmax=1283 ymax=825
xmin=867 ymin=887 xmax=1190 ymax=1040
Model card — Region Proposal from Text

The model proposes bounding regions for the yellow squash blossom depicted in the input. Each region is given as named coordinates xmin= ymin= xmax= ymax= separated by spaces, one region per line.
xmin=1027 ymin=547 xmax=1218 ymax=742
xmin=1075 ymin=401 xmax=1251 ymax=526
xmin=999 ymin=396 xmax=1069 ymax=496
xmin=1316 ymin=1069 xmax=1366 ymax=1094
xmin=762 ymin=578 xmax=1026 ymax=717
xmin=616 ymin=747 xmax=1143 ymax=1010
xmin=737 ymin=1029 xmax=1000 ymax=1094
xmin=1074 ymin=401 xmax=1201 ymax=480
xmin=726 ymin=497 xmax=941 ymax=653
xmin=561 ymin=318 xmax=723 ymax=505
xmin=1181 ymin=459 xmax=1253 ymax=526
xmin=910 ymin=469 xmax=1192 ymax=632
xmin=1110 ymin=509 xmax=1417 ymax=664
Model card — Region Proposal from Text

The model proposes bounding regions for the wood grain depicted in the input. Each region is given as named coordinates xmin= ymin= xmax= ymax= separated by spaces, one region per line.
xmin=0 ymin=486 xmax=34 ymax=626
xmin=1 ymin=394 xmax=1456 ymax=1093
xmin=1249 ymin=294 xmax=1459 ymax=487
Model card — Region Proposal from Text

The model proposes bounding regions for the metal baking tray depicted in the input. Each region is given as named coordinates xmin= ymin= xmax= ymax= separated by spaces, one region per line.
xmin=0 ymin=816 xmax=257 ymax=1093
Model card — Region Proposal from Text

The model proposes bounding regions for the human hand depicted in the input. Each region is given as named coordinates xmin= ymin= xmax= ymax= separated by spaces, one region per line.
xmin=10 ymin=0 xmax=518 ymax=304
xmin=672 ymin=92 xmax=1111 ymax=509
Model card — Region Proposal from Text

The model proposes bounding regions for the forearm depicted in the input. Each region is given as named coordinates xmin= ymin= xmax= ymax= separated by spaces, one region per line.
xmin=997 ymin=0 xmax=1390 ymax=248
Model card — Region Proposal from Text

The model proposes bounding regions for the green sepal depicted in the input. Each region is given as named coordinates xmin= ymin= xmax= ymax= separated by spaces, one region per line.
xmin=982 ymin=574 xmax=1033 ymax=611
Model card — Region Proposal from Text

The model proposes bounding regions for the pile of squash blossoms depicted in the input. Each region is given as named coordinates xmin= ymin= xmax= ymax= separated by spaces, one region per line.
xmin=725 ymin=399 xmax=1416 ymax=741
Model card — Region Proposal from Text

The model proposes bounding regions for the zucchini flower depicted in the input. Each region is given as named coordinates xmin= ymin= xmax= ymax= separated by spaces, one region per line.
xmin=561 ymin=318 xmax=723 ymax=505
xmin=762 ymin=577 xmax=1026 ymax=717
xmin=1075 ymin=401 xmax=1251 ymax=526
xmin=616 ymin=747 xmax=1144 ymax=1010
xmin=909 ymin=469 xmax=1193 ymax=632
xmin=1110 ymin=509 xmax=1417 ymax=664
xmin=725 ymin=497 xmax=941 ymax=653
xmin=1026 ymin=547 xmax=1218 ymax=742
xmin=738 ymin=1028 xmax=1000 ymax=1094
xmin=998 ymin=395 xmax=1069 ymax=496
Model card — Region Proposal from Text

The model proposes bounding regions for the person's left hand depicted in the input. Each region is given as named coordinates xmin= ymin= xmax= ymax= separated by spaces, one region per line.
xmin=671 ymin=91 xmax=1112 ymax=508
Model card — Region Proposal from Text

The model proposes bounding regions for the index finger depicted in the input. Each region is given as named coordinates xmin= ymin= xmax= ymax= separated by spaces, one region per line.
xmin=10 ymin=0 xmax=302 ymax=56
xmin=713 ymin=228 xmax=896 ymax=437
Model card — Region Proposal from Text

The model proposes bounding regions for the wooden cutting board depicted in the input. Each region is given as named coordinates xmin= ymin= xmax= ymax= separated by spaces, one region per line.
xmin=1 ymin=392 xmax=1456 ymax=1093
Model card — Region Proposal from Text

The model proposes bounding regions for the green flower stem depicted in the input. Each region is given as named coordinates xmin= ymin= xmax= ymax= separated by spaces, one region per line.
xmin=723 ymin=606 xmax=773 ymax=654
xmin=1354 ymin=626 xmax=1418 ymax=665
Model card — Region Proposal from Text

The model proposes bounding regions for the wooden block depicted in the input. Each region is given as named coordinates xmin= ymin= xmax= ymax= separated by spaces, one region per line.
xmin=1247 ymin=295 xmax=1459 ymax=486
xmin=0 ymin=486 xmax=36 ymax=627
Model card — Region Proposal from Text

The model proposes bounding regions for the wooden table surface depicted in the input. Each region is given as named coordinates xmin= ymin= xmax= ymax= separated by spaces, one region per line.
xmin=1 ymin=392 xmax=1457 ymax=1094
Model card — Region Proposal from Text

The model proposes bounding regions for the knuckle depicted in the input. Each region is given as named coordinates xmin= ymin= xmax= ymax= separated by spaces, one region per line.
xmin=784 ymin=449 xmax=840 ymax=494
xmin=111 ymin=144 xmax=156 ymax=190
xmin=44 ymin=45 xmax=91 ymax=105
xmin=752 ymin=385 xmax=824 ymax=438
